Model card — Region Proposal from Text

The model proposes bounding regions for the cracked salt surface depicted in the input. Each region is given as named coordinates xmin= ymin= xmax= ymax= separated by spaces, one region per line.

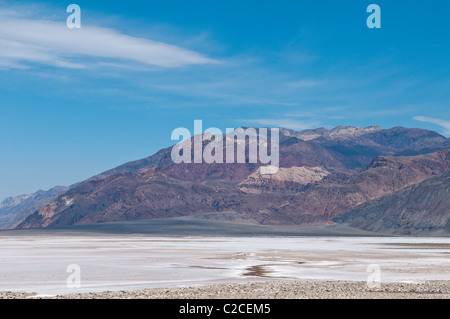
xmin=0 ymin=235 xmax=448 ymax=295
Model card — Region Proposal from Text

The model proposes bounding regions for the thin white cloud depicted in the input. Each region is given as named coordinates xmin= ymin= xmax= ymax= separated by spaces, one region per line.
xmin=241 ymin=118 xmax=321 ymax=131
xmin=0 ymin=14 xmax=218 ymax=70
xmin=414 ymin=116 xmax=450 ymax=136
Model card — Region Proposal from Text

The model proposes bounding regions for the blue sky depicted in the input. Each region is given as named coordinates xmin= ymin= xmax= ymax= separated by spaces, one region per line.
xmin=0 ymin=0 xmax=449 ymax=200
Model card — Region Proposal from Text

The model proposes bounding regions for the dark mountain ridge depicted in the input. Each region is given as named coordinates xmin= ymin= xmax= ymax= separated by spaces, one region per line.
xmin=15 ymin=126 xmax=450 ymax=232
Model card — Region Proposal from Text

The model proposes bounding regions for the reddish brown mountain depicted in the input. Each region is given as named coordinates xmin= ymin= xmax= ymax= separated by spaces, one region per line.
xmin=0 ymin=186 xmax=69 ymax=229
xmin=154 ymin=126 xmax=448 ymax=183
xmin=334 ymin=170 xmax=450 ymax=235
xmin=16 ymin=125 xmax=450 ymax=231
xmin=237 ymin=149 xmax=450 ymax=225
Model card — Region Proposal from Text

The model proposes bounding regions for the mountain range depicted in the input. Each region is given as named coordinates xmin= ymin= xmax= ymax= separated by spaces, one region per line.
xmin=0 ymin=186 xmax=69 ymax=229
xmin=3 ymin=125 xmax=449 ymax=235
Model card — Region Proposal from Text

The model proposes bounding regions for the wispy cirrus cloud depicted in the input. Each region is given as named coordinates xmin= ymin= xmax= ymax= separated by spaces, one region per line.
xmin=0 ymin=10 xmax=218 ymax=70
xmin=413 ymin=116 xmax=450 ymax=136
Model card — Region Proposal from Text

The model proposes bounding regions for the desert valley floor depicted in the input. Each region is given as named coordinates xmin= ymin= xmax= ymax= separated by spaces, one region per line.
xmin=0 ymin=227 xmax=449 ymax=298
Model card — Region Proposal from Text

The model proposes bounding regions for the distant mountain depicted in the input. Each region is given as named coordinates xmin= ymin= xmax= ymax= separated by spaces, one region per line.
xmin=234 ymin=149 xmax=450 ymax=225
xmin=16 ymin=126 xmax=450 ymax=232
xmin=88 ymin=147 xmax=169 ymax=181
xmin=156 ymin=126 xmax=448 ymax=182
xmin=0 ymin=186 xmax=69 ymax=229
xmin=20 ymin=173 xmax=232 ymax=228
xmin=334 ymin=170 xmax=450 ymax=235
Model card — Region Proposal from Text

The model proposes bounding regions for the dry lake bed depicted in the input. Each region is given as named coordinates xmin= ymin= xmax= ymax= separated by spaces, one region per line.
xmin=0 ymin=233 xmax=449 ymax=298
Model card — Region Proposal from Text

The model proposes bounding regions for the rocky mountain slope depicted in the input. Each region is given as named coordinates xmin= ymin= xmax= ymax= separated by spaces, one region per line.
xmin=16 ymin=125 xmax=450 ymax=231
xmin=333 ymin=170 xmax=450 ymax=235
xmin=233 ymin=149 xmax=450 ymax=225
xmin=0 ymin=186 xmax=69 ymax=229
xmin=155 ymin=126 xmax=448 ymax=183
